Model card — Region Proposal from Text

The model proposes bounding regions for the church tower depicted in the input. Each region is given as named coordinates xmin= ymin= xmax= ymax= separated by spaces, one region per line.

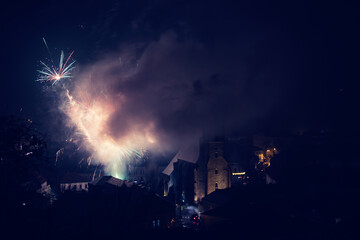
xmin=207 ymin=141 xmax=231 ymax=195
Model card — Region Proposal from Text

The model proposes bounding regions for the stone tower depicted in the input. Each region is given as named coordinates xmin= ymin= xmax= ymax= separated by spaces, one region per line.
xmin=207 ymin=141 xmax=231 ymax=195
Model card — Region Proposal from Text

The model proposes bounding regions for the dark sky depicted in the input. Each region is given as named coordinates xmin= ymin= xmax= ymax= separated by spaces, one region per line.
xmin=1 ymin=0 xmax=359 ymax=141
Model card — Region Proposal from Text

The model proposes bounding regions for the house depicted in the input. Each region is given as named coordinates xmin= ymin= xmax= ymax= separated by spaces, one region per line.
xmin=59 ymin=173 xmax=93 ymax=192
xmin=163 ymin=140 xmax=199 ymax=204
xmin=88 ymin=176 xmax=175 ymax=230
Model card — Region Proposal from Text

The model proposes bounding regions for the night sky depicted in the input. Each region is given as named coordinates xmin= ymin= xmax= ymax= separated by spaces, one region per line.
xmin=1 ymin=0 xmax=359 ymax=143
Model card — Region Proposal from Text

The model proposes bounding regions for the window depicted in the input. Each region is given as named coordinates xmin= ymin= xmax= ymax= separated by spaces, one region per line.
xmin=215 ymin=169 xmax=218 ymax=174
xmin=215 ymin=182 xmax=218 ymax=189
xmin=215 ymin=152 xmax=218 ymax=158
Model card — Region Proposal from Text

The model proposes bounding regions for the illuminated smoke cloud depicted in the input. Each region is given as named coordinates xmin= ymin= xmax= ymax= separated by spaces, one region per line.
xmin=61 ymin=30 xmax=284 ymax=178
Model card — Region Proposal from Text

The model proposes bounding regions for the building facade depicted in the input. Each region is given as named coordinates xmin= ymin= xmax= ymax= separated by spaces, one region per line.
xmin=59 ymin=173 xmax=93 ymax=192
xmin=164 ymin=137 xmax=245 ymax=204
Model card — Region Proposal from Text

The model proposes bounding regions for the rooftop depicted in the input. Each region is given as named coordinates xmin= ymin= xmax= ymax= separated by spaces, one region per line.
xmin=163 ymin=140 xmax=199 ymax=176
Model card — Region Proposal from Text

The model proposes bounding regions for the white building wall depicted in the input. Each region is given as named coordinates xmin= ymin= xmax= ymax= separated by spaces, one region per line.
xmin=60 ymin=182 xmax=89 ymax=192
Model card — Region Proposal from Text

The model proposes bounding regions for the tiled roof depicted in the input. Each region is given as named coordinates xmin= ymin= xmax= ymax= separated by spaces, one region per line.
xmin=91 ymin=176 xmax=135 ymax=188
xmin=59 ymin=173 xmax=93 ymax=183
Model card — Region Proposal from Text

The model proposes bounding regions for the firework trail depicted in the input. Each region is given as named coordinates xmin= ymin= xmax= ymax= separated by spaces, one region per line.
xmin=87 ymin=154 xmax=94 ymax=166
xmin=62 ymin=88 xmax=147 ymax=179
xmin=37 ymin=38 xmax=75 ymax=85
xmin=92 ymin=165 xmax=99 ymax=181
xmin=55 ymin=147 xmax=64 ymax=165
xmin=42 ymin=38 xmax=54 ymax=65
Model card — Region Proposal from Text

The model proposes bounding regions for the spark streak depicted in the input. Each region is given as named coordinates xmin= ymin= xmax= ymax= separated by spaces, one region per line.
xmin=55 ymin=148 xmax=64 ymax=165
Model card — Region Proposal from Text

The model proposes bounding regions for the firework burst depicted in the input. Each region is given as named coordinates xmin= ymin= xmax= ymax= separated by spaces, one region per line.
xmin=37 ymin=38 xmax=75 ymax=85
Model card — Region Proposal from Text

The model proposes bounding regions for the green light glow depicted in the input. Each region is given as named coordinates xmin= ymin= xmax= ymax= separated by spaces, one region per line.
xmin=107 ymin=161 xmax=126 ymax=180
